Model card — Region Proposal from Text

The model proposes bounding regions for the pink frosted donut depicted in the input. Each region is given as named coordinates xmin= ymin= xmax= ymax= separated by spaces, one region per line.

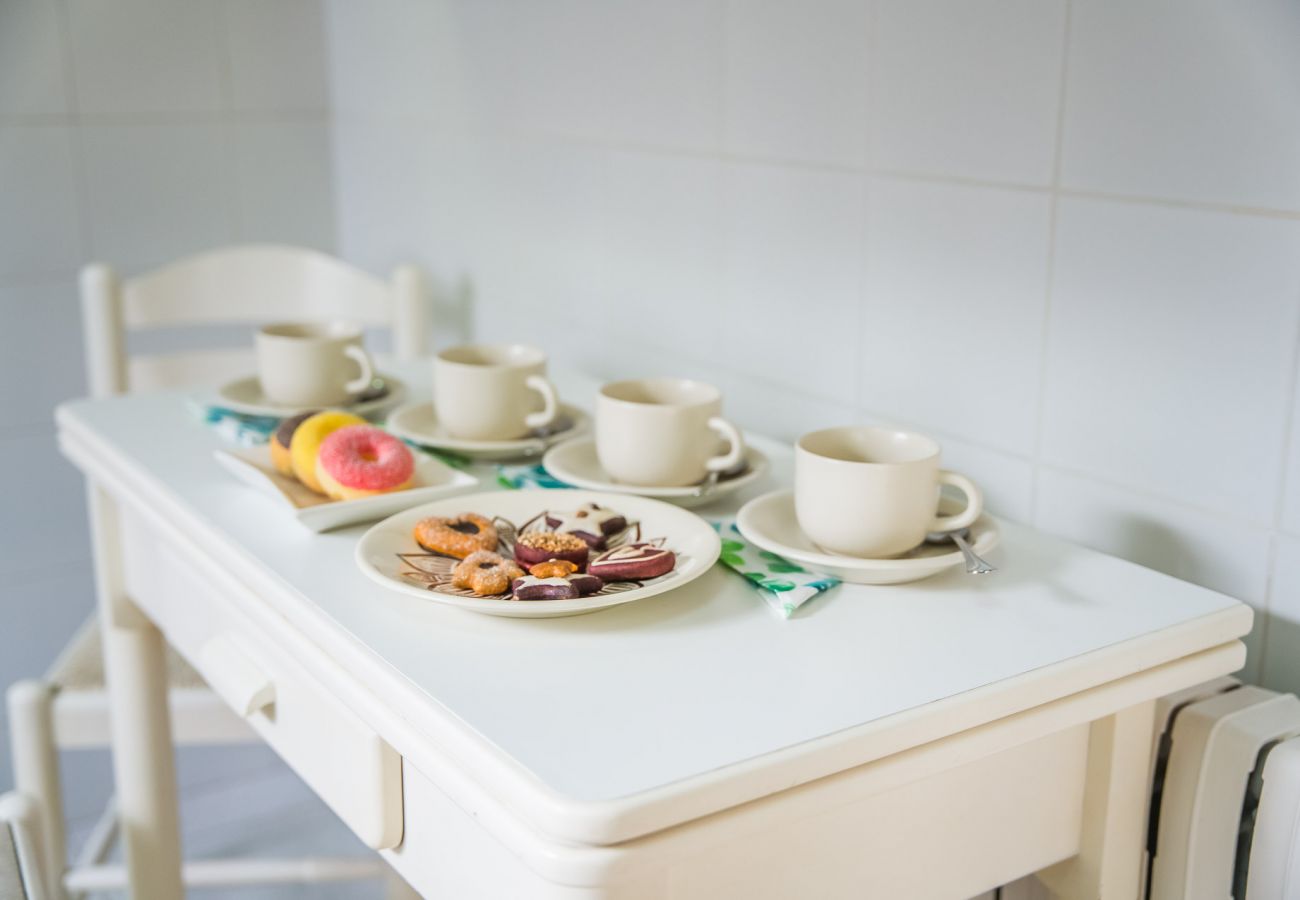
xmin=314 ymin=425 xmax=415 ymax=500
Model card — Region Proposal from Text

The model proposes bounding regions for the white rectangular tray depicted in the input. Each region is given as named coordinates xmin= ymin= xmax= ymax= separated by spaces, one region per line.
xmin=214 ymin=445 xmax=478 ymax=532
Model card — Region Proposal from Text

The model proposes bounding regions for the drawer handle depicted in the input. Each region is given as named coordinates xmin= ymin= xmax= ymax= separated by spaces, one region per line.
xmin=199 ymin=636 xmax=276 ymax=717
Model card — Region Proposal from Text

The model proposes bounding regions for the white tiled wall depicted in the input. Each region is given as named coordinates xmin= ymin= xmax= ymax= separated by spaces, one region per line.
xmin=0 ymin=0 xmax=335 ymax=811
xmin=325 ymin=0 xmax=1300 ymax=692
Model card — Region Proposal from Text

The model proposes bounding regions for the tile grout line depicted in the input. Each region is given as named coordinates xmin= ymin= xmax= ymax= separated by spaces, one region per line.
xmin=212 ymin=0 xmax=243 ymax=245
xmin=318 ymin=114 xmax=1300 ymax=222
xmin=1028 ymin=0 xmax=1074 ymax=526
xmin=0 ymin=109 xmax=331 ymax=125
xmin=1034 ymin=460 xmax=1281 ymax=533
xmin=52 ymin=0 xmax=93 ymax=266
xmin=855 ymin=0 xmax=880 ymax=414
xmin=1267 ymin=297 xmax=1300 ymax=534
xmin=1258 ymin=532 xmax=1280 ymax=685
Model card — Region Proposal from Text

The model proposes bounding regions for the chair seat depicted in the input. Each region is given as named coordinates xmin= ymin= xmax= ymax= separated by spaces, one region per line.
xmin=47 ymin=616 xmax=208 ymax=692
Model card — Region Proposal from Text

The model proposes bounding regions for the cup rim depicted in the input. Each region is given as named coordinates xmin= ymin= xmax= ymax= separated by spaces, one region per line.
xmin=259 ymin=321 xmax=362 ymax=341
xmin=599 ymin=377 xmax=722 ymax=410
xmin=436 ymin=343 xmax=546 ymax=369
xmin=797 ymin=425 xmax=940 ymax=466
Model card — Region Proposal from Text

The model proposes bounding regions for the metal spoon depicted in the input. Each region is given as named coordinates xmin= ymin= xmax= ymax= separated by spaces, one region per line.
xmin=925 ymin=527 xmax=997 ymax=575
xmin=692 ymin=469 xmax=721 ymax=499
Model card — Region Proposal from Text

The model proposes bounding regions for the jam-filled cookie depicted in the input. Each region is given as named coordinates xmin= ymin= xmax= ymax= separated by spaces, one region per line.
xmin=414 ymin=513 xmax=498 ymax=559
xmin=514 ymin=531 xmax=589 ymax=569
xmin=511 ymin=571 xmax=604 ymax=601
xmin=452 ymin=550 xmax=524 ymax=596
xmin=527 ymin=559 xmax=580 ymax=578
xmin=588 ymin=542 xmax=676 ymax=581
xmin=544 ymin=503 xmax=627 ymax=549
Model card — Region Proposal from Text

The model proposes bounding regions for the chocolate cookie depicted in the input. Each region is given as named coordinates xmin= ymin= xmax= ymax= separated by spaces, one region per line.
xmin=588 ymin=542 xmax=676 ymax=581
xmin=511 ymin=573 xmax=604 ymax=601
xmin=545 ymin=503 xmax=627 ymax=549
xmin=514 ymin=531 xmax=589 ymax=569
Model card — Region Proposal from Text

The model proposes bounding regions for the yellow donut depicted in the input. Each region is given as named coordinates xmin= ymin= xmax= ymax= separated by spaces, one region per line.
xmin=288 ymin=411 xmax=366 ymax=494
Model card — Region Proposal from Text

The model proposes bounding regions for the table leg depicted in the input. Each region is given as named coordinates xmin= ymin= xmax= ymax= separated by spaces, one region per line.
xmin=1036 ymin=701 xmax=1156 ymax=900
xmin=88 ymin=485 xmax=184 ymax=899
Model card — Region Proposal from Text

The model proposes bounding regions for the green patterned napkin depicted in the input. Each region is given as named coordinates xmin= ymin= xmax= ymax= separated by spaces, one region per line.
xmin=712 ymin=519 xmax=840 ymax=618
xmin=188 ymin=399 xmax=279 ymax=446
xmin=495 ymin=462 xmax=576 ymax=490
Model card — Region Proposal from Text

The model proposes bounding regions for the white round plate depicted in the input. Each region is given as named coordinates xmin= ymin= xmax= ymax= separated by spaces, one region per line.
xmin=386 ymin=402 xmax=589 ymax=460
xmin=735 ymin=490 xmax=1000 ymax=586
xmin=210 ymin=374 xmax=405 ymax=418
xmin=542 ymin=437 xmax=769 ymax=508
xmin=355 ymin=489 xmax=721 ymax=618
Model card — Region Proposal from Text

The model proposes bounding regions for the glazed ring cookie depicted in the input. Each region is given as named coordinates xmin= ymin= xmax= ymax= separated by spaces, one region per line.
xmin=452 ymin=551 xmax=524 ymax=596
xmin=414 ymin=513 xmax=499 ymax=559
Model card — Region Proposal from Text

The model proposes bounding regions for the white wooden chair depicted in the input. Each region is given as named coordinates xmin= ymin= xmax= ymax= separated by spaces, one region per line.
xmin=1 ymin=793 xmax=50 ymax=900
xmin=6 ymin=245 xmax=430 ymax=898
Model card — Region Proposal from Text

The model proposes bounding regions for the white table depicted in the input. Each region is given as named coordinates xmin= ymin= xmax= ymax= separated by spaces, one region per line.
xmin=56 ymin=370 xmax=1251 ymax=899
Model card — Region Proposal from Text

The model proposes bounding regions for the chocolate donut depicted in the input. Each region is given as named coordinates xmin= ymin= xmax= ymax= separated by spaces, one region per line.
xmin=511 ymin=573 xmax=604 ymax=601
xmin=270 ymin=409 xmax=319 ymax=475
xmin=514 ymin=531 xmax=589 ymax=569
xmin=588 ymin=543 xmax=676 ymax=581
xmin=545 ymin=503 xmax=627 ymax=549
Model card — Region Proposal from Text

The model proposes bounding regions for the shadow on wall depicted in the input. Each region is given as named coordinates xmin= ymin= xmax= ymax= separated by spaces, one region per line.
xmin=1103 ymin=513 xmax=1262 ymax=679
xmin=1111 ymin=516 xmax=1199 ymax=584
xmin=1260 ymin=612 xmax=1300 ymax=693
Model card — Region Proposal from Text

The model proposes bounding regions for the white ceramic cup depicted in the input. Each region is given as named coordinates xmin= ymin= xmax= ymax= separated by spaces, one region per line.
xmin=595 ymin=378 xmax=745 ymax=487
xmin=795 ymin=425 xmax=983 ymax=558
xmin=433 ymin=343 xmax=559 ymax=441
xmin=255 ymin=322 xmax=375 ymax=407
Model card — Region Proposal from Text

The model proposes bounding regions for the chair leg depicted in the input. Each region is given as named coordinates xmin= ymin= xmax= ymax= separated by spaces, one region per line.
xmin=7 ymin=680 xmax=66 ymax=899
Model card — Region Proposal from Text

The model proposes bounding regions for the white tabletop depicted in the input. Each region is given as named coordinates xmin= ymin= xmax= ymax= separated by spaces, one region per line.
xmin=57 ymin=368 xmax=1249 ymax=827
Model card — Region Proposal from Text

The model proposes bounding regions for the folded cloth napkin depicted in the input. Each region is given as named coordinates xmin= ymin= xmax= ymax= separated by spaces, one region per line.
xmin=495 ymin=463 xmax=575 ymax=490
xmin=188 ymin=399 xmax=279 ymax=446
xmin=711 ymin=518 xmax=840 ymax=619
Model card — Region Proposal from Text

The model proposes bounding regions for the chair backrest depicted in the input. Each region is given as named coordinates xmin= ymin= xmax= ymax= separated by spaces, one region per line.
xmin=0 ymin=793 xmax=50 ymax=900
xmin=79 ymin=245 xmax=431 ymax=397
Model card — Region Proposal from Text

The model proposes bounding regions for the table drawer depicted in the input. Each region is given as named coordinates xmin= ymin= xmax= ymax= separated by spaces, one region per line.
xmin=120 ymin=514 xmax=404 ymax=850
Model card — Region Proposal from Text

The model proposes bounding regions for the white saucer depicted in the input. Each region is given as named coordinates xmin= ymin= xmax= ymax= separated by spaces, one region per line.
xmin=735 ymin=490 xmax=1000 ymax=585
xmin=385 ymin=402 xmax=589 ymax=461
xmin=355 ymin=489 xmax=720 ymax=618
xmin=542 ymin=437 xmax=769 ymax=508
xmin=209 ymin=374 xmax=406 ymax=418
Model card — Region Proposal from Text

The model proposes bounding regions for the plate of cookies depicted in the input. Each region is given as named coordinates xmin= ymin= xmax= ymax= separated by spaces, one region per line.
xmin=354 ymin=489 xmax=722 ymax=617
xmin=213 ymin=410 xmax=478 ymax=532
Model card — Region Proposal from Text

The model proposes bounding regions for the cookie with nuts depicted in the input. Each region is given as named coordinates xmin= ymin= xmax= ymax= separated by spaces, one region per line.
xmin=513 ymin=530 xmax=589 ymax=570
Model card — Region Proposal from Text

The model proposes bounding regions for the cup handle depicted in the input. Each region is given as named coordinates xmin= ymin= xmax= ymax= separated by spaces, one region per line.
xmin=930 ymin=471 xmax=984 ymax=533
xmin=704 ymin=417 xmax=745 ymax=473
xmin=524 ymin=375 xmax=559 ymax=429
xmin=343 ymin=344 xmax=376 ymax=395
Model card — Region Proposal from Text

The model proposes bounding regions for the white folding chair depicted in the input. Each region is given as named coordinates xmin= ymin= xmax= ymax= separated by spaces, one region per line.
xmin=1 ymin=793 xmax=50 ymax=900
xmin=6 ymin=245 xmax=430 ymax=898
